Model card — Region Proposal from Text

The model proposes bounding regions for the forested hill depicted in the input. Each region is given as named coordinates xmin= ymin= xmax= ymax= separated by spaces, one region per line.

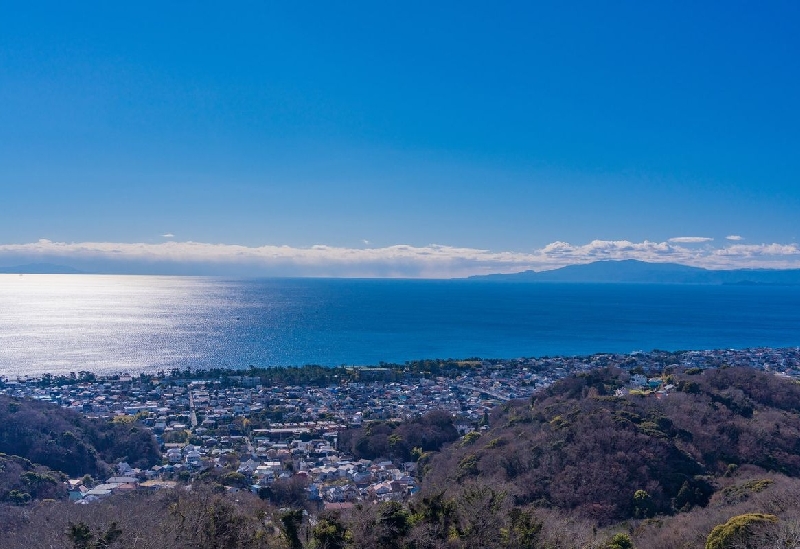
xmin=0 ymin=395 xmax=160 ymax=481
xmin=422 ymin=366 xmax=800 ymax=524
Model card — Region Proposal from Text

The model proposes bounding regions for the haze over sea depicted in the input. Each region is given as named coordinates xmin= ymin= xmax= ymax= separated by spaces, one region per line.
xmin=1 ymin=274 xmax=799 ymax=378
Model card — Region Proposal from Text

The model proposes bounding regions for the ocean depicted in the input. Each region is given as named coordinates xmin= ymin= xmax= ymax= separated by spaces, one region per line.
xmin=1 ymin=274 xmax=799 ymax=377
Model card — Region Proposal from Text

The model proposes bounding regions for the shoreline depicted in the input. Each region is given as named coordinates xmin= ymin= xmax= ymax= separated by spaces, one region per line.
xmin=3 ymin=345 xmax=799 ymax=386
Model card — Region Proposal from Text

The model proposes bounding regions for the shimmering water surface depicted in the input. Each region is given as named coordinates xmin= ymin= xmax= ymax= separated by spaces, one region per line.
xmin=1 ymin=275 xmax=800 ymax=377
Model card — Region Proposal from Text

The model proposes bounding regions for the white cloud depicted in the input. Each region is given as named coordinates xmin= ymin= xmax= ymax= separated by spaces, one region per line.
xmin=726 ymin=235 xmax=743 ymax=241
xmin=713 ymin=243 xmax=800 ymax=257
xmin=2 ymin=238 xmax=800 ymax=278
xmin=668 ymin=236 xmax=714 ymax=243
xmin=162 ymin=233 xmax=175 ymax=238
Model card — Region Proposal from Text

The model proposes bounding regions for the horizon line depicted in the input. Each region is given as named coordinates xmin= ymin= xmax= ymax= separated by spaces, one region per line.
xmin=1 ymin=238 xmax=799 ymax=278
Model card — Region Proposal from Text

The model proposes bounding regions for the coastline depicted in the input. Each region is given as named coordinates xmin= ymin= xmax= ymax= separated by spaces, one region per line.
xmin=4 ymin=345 xmax=799 ymax=387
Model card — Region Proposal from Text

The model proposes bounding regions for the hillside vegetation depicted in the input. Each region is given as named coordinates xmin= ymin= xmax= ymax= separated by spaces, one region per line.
xmin=0 ymin=395 xmax=160 ymax=498
xmin=339 ymin=410 xmax=460 ymax=462
xmin=0 ymin=453 xmax=67 ymax=504
xmin=3 ymin=367 xmax=800 ymax=548
xmin=423 ymin=366 xmax=800 ymax=524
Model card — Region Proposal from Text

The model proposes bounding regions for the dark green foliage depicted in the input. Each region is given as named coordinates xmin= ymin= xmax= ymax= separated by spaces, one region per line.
xmin=67 ymin=521 xmax=122 ymax=549
xmin=67 ymin=522 xmax=94 ymax=549
xmin=339 ymin=410 xmax=459 ymax=461
xmin=153 ymin=359 xmax=475 ymax=389
xmin=457 ymin=454 xmax=479 ymax=478
xmin=312 ymin=512 xmax=349 ymax=549
xmin=0 ymin=453 xmax=67 ymax=503
xmin=0 ymin=395 xmax=160 ymax=478
xmin=674 ymin=477 xmax=714 ymax=511
xmin=409 ymin=491 xmax=459 ymax=544
xmin=279 ymin=509 xmax=304 ymax=549
xmin=375 ymin=501 xmax=411 ymax=549
xmin=220 ymin=471 xmax=248 ymax=488
xmin=676 ymin=380 xmax=701 ymax=393
xmin=8 ymin=489 xmax=31 ymax=505
xmin=632 ymin=490 xmax=655 ymax=518
xmin=502 ymin=507 xmax=543 ymax=549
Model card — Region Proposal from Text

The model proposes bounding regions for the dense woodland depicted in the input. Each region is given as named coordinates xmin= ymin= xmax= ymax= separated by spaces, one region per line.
xmin=424 ymin=366 xmax=800 ymax=523
xmin=339 ymin=410 xmax=460 ymax=462
xmin=0 ymin=453 xmax=67 ymax=504
xmin=18 ymin=359 xmax=487 ymax=390
xmin=0 ymin=395 xmax=160 ymax=485
xmin=2 ymin=473 xmax=800 ymax=548
xmin=3 ymin=366 xmax=800 ymax=548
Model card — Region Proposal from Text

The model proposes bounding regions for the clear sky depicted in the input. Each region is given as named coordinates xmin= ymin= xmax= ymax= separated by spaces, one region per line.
xmin=1 ymin=2 xmax=799 ymax=276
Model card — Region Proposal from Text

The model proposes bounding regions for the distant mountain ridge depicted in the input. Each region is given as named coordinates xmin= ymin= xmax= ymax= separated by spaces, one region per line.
xmin=470 ymin=259 xmax=800 ymax=284
xmin=0 ymin=263 xmax=84 ymax=274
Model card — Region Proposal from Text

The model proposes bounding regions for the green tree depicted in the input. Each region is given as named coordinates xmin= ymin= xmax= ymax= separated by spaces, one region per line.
xmin=705 ymin=513 xmax=778 ymax=549
xmin=8 ymin=490 xmax=31 ymax=505
xmin=220 ymin=471 xmax=247 ymax=488
xmin=606 ymin=533 xmax=634 ymax=549
xmin=376 ymin=501 xmax=411 ymax=549
xmin=632 ymin=489 xmax=655 ymax=518
xmin=502 ymin=507 xmax=543 ymax=549
xmin=67 ymin=522 xmax=94 ymax=549
xmin=67 ymin=522 xmax=122 ymax=549
xmin=409 ymin=491 xmax=458 ymax=544
xmin=280 ymin=509 xmax=304 ymax=549
xmin=312 ymin=514 xmax=349 ymax=549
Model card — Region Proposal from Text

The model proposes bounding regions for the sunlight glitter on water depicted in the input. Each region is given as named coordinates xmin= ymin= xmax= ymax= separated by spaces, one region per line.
xmin=2 ymin=275 xmax=800 ymax=379
xmin=0 ymin=275 xmax=226 ymax=377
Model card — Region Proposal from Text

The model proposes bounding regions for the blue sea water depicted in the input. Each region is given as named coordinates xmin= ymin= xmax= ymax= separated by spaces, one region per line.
xmin=1 ymin=275 xmax=799 ymax=377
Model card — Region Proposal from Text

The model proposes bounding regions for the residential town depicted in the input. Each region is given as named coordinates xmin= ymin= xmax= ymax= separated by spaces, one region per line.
xmin=1 ymin=346 xmax=799 ymax=509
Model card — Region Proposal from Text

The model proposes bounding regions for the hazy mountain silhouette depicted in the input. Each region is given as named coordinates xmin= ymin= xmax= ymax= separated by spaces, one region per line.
xmin=0 ymin=263 xmax=85 ymax=274
xmin=471 ymin=259 xmax=800 ymax=284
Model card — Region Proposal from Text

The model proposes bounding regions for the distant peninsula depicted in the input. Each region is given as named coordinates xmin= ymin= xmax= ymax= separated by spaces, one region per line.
xmin=0 ymin=263 xmax=84 ymax=274
xmin=471 ymin=259 xmax=800 ymax=285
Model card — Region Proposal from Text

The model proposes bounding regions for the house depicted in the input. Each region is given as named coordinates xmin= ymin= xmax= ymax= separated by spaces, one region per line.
xmin=107 ymin=476 xmax=138 ymax=485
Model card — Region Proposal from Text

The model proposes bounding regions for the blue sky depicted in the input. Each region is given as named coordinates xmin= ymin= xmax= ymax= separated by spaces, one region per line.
xmin=1 ymin=2 xmax=799 ymax=276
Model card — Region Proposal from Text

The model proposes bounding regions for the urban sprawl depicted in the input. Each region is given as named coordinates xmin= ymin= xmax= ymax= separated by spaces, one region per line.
xmin=2 ymin=347 xmax=799 ymax=510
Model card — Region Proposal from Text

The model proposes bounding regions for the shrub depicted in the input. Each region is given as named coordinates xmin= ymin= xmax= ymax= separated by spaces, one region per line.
xmin=606 ymin=533 xmax=634 ymax=549
xmin=705 ymin=513 xmax=778 ymax=549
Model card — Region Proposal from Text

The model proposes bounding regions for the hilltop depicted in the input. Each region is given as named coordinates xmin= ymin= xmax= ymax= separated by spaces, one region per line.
xmin=0 ymin=395 xmax=160 ymax=504
xmin=422 ymin=366 xmax=800 ymax=525
xmin=2 ymin=364 xmax=800 ymax=547
xmin=470 ymin=259 xmax=800 ymax=284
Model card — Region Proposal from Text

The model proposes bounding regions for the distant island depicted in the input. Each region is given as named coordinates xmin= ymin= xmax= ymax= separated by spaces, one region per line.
xmin=471 ymin=259 xmax=800 ymax=285
xmin=0 ymin=263 xmax=84 ymax=274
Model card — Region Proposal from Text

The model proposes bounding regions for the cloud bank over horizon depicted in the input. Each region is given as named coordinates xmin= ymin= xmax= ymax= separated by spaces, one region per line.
xmin=1 ymin=238 xmax=800 ymax=278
